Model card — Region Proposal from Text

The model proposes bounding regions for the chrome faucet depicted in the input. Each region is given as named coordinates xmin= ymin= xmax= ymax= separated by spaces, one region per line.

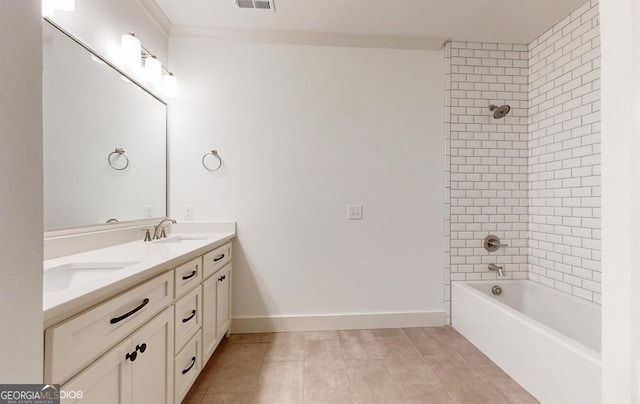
xmin=489 ymin=263 xmax=504 ymax=277
xmin=152 ymin=218 xmax=176 ymax=240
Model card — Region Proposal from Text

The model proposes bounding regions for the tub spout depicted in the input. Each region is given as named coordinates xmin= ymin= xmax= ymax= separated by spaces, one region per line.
xmin=489 ymin=263 xmax=504 ymax=276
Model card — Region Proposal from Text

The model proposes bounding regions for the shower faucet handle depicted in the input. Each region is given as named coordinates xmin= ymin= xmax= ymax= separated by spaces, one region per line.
xmin=488 ymin=239 xmax=509 ymax=248
xmin=483 ymin=235 xmax=508 ymax=252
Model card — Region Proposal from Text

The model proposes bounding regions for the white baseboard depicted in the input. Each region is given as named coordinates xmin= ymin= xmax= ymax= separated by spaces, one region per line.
xmin=230 ymin=311 xmax=445 ymax=334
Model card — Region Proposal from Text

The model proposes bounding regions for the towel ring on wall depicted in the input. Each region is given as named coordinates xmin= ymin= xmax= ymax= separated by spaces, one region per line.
xmin=108 ymin=148 xmax=129 ymax=171
xmin=202 ymin=150 xmax=222 ymax=171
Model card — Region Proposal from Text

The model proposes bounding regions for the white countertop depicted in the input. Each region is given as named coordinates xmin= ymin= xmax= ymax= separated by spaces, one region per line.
xmin=43 ymin=227 xmax=235 ymax=328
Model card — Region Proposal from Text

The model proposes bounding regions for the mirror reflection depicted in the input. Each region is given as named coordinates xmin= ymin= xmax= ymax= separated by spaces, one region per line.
xmin=43 ymin=21 xmax=167 ymax=231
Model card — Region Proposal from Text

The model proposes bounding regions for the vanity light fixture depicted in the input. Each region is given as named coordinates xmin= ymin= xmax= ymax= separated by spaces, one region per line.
xmin=143 ymin=55 xmax=162 ymax=83
xmin=163 ymin=73 xmax=178 ymax=98
xmin=42 ymin=0 xmax=75 ymax=16
xmin=56 ymin=0 xmax=75 ymax=11
xmin=120 ymin=32 xmax=142 ymax=67
xmin=120 ymin=32 xmax=178 ymax=97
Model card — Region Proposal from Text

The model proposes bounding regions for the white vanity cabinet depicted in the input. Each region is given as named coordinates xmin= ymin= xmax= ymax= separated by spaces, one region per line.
xmin=61 ymin=307 xmax=174 ymax=404
xmin=174 ymin=332 xmax=202 ymax=403
xmin=215 ymin=264 xmax=232 ymax=340
xmin=202 ymin=243 xmax=233 ymax=364
xmin=173 ymin=276 xmax=203 ymax=403
xmin=45 ymin=272 xmax=174 ymax=384
xmin=44 ymin=239 xmax=233 ymax=404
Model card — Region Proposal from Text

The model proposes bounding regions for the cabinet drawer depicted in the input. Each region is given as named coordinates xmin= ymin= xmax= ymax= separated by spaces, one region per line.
xmin=45 ymin=272 xmax=173 ymax=384
xmin=175 ymin=332 xmax=202 ymax=404
xmin=174 ymin=286 xmax=202 ymax=352
xmin=174 ymin=257 xmax=202 ymax=298
xmin=203 ymin=242 xmax=232 ymax=280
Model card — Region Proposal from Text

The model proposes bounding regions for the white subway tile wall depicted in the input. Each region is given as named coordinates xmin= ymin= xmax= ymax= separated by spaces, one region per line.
xmin=444 ymin=42 xmax=531 ymax=323
xmin=444 ymin=1 xmax=601 ymax=322
xmin=528 ymin=0 xmax=601 ymax=303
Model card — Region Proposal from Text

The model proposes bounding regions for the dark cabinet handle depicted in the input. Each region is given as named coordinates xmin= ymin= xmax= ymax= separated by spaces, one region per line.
xmin=126 ymin=351 xmax=137 ymax=362
xmin=125 ymin=342 xmax=147 ymax=362
xmin=182 ymin=269 xmax=197 ymax=280
xmin=218 ymin=274 xmax=226 ymax=282
xmin=213 ymin=254 xmax=225 ymax=262
xmin=182 ymin=357 xmax=196 ymax=374
xmin=110 ymin=298 xmax=150 ymax=324
xmin=182 ymin=310 xmax=196 ymax=323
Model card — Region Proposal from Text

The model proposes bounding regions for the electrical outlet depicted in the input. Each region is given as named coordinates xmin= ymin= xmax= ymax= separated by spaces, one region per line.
xmin=184 ymin=205 xmax=193 ymax=220
xmin=347 ymin=204 xmax=363 ymax=220
xmin=144 ymin=205 xmax=155 ymax=218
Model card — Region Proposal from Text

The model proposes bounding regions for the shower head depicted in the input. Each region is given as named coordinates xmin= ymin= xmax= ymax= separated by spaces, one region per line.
xmin=489 ymin=104 xmax=511 ymax=119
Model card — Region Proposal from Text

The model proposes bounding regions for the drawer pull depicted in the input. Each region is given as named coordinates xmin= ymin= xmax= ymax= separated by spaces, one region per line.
xmin=182 ymin=310 xmax=196 ymax=323
xmin=213 ymin=253 xmax=225 ymax=262
xmin=136 ymin=343 xmax=147 ymax=353
xmin=126 ymin=351 xmax=137 ymax=362
xmin=218 ymin=274 xmax=226 ymax=282
xmin=182 ymin=269 xmax=197 ymax=281
xmin=110 ymin=298 xmax=150 ymax=324
xmin=182 ymin=356 xmax=196 ymax=374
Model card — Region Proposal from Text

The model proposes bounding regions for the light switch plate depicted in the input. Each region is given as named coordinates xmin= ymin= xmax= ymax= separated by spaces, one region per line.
xmin=348 ymin=204 xmax=363 ymax=220
xmin=184 ymin=205 xmax=193 ymax=220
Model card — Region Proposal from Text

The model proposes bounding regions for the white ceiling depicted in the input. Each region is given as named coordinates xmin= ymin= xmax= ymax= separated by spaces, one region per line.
xmin=151 ymin=0 xmax=588 ymax=49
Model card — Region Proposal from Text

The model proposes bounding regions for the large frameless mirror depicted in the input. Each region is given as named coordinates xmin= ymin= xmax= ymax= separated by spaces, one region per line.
xmin=43 ymin=20 xmax=167 ymax=231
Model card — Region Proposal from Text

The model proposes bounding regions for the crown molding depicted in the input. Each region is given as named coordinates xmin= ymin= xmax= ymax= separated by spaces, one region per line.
xmin=135 ymin=0 xmax=173 ymax=38
xmin=170 ymin=25 xmax=446 ymax=50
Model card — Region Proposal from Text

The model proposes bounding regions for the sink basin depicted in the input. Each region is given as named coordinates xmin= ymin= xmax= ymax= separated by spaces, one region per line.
xmin=152 ymin=235 xmax=210 ymax=244
xmin=44 ymin=261 xmax=140 ymax=292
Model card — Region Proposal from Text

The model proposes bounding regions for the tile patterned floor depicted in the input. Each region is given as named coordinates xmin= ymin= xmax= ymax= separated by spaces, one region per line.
xmin=183 ymin=327 xmax=538 ymax=404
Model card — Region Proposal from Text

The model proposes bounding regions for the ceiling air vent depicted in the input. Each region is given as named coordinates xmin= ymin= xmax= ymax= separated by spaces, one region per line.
xmin=235 ymin=0 xmax=275 ymax=11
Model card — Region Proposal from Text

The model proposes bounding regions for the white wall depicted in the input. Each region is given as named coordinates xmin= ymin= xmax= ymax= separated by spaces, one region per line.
xmin=600 ymin=0 xmax=640 ymax=401
xmin=0 ymin=0 xmax=43 ymax=383
xmin=169 ymin=38 xmax=445 ymax=330
xmin=48 ymin=0 xmax=168 ymax=68
xmin=528 ymin=0 xmax=602 ymax=303
xmin=444 ymin=41 xmax=530 ymax=323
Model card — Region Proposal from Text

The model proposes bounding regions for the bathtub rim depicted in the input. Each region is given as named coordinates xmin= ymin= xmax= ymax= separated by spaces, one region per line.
xmin=452 ymin=280 xmax=602 ymax=366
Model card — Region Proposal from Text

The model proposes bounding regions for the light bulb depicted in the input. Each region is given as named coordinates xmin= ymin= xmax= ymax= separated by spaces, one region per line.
xmin=56 ymin=0 xmax=75 ymax=11
xmin=120 ymin=33 xmax=141 ymax=67
xmin=144 ymin=56 xmax=162 ymax=83
xmin=42 ymin=0 xmax=55 ymax=16
xmin=163 ymin=73 xmax=177 ymax=98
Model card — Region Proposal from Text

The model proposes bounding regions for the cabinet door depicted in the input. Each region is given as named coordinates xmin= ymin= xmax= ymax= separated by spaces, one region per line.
xmin=202 ymin=276 xmax=217 ymax=363
xmin=130 ymin=307 xmax=174 ymax=404
xmin=61 ymin=339 xmax=132 ymax=404
xmin=216 ymin=264 xmax=231 ymax=338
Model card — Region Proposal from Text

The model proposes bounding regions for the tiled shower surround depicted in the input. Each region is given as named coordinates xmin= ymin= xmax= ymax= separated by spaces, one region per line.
xmin=444 ymin=0 xmax=601 ymax=321
xmin=444 ymin=42 xmax=531 ymax=321
xmin=528 ymin=0 xmax=601 ymax=303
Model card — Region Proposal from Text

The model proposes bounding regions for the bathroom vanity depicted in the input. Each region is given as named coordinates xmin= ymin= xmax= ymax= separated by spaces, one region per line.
xmin=40 ymin=16 xmax=235 ymax=403
xmin=42 ymin=225 xmax=234 ymax=404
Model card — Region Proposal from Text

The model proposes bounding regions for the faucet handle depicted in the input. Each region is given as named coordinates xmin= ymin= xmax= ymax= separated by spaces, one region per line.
xmin=160 ymin=227 xmax=167 ymax=238
xmin=141 ymin=228 xmax=152 ymax=242
xmin=483 ymin=235 xmax=508 ymax=252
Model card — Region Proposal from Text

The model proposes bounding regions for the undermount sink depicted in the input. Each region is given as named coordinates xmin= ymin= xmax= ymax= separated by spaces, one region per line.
xmin=44 ymin=261 xmax=140 ymax=292
xmin=152 ymin=235 xmax=210 ymax=244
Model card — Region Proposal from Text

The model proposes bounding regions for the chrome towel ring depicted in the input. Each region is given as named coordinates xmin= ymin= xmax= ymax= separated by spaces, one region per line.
xmin=108 ymin=148 xmax=129 ymax=171
xmin=202 ymin=149 xmax=222 ymax=171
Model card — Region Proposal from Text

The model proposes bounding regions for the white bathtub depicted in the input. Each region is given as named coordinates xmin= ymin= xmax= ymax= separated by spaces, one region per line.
xmin=452 ymin=280 xmax=601 ymax=404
